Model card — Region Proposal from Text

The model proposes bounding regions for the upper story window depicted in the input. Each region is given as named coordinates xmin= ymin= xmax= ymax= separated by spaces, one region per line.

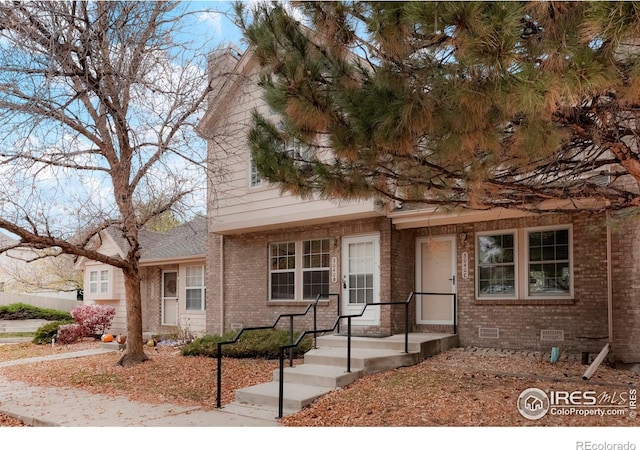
xmin=476 ymin=226 xmax=572 ymax=300
xmin=269 ymin=239 xmax=331 ymax=301
xmin=249 ymin=155 xmax=262 ymax=188
xmin=185 ymin=265 xmax=205 ymax=311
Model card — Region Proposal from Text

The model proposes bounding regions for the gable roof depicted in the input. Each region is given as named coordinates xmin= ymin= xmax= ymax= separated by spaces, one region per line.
xmin=139 ymin=216 xmax=207 ymax=263
xmin=100 ymin=215 xmax=207 ymax=266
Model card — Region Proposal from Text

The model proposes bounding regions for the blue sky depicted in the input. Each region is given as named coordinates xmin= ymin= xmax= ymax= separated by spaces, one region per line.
xmin=180 ymin=1 xmax=247 ymax=50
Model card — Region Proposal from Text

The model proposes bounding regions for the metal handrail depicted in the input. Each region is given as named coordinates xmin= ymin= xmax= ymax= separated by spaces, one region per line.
xmin=215 ymin=295 xmax=320 ymax=409
xmin=412 ymin=291 xmax=458 ymax=334
xmin=275 ymin=290 xmax=458 ymax=418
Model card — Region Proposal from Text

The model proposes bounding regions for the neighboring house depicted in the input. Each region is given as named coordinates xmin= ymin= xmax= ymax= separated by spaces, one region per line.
xmin=76 ymin=216 xmax=207 ymax=337
xmin=0 ymin=232 xmax=80 ymax=300
xmin=200 ymin=48 xmax=640 ymax=364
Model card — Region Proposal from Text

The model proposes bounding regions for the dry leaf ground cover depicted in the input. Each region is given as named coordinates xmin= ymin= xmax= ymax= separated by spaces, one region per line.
xmin=1 ymin=340 xmax=639 ymax=427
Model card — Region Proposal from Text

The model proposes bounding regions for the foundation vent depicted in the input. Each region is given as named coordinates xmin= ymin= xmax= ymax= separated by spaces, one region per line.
xmin=540 ymin=329 xmax=564 ymax=342
xmin=230 ymin=323 xmax=243 ymax=330
xmin=478 ymin=327 xmax=499 ymax=339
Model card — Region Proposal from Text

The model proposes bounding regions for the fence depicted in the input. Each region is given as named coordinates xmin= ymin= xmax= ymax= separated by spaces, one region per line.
xmin=0 ymin=292 xmax=82 ymax=312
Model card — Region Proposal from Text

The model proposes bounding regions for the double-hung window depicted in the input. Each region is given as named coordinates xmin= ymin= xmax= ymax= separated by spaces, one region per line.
xmin=269 ymin=239 xmax=330 ymax=301
xmin=302 ymin=239 xmax=330 ymax=299
xmin=477 ymin=233 xmax=516 ymax=296
xmin=476 ymin=226 xmax=572 ymax=299
xmin=270 ymin=242 xmax=296 ymax=300
xmin=185 ymin=265 xmax=205 ymax=310
xmin=527 ymin=228 xmax=571 ymax=296
xmin=88 ymin=269 xmax=110 ymax=295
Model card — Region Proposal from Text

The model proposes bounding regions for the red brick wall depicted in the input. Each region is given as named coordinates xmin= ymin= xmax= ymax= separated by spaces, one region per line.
xmin=610 ymin=212 xmax=640 ymax=363
xmin=206 ymin=211 xmax=640 ymax=362
xmin=411 ymin=213 xmax=610 ymax=356
xmin=206 ymin=217 xmax=394 ymax=336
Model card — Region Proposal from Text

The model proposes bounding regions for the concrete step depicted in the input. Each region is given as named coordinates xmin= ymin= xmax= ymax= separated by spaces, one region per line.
xmin=220 ymin=402 xmax=284 ymax=422
xmin=272 ymin=363 xmax=363 ymax=388
xmin=303 ymin=347 xmax=420 ymax=374
xmin=233 ymin=332 xmax=459 ymax=418
xmin=235 ymin=381 xmax=333 ymax=411
xmin=316 ymin=332 xmax=458 ymax=356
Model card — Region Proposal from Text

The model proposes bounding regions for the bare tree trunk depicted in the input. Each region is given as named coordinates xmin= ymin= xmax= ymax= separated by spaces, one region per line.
xmin=118 ymin=266 xmax=149 ymax=366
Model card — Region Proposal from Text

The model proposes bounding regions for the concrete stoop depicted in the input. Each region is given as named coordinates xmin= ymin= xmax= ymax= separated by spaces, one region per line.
xmin=233 ymin=332 xmax=458 ymax=416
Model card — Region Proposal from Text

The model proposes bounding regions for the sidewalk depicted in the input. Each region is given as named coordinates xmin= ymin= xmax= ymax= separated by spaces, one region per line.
xmin=0 ymin=348 xmax=281 ymax=427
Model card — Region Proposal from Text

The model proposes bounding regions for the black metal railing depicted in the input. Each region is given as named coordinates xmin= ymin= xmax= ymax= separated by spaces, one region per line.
xmin=412 ymin=291 xmax=458 ymax=334
xmin=216 ymin=295 xmax=320 ymax=409
xmin=274 ymin=290 xmax=457 ymax=418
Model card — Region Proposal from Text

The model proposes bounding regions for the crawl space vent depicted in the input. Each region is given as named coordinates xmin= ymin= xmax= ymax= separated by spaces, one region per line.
xmin=540 ymin=329 xmax=564 ymax=341
xmin=478 ymin=327 xmax=499 ymax=339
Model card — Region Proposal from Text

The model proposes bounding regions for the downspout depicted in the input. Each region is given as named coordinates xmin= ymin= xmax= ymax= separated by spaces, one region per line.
xmin=219 ymin=234 xmax=225 ymax=334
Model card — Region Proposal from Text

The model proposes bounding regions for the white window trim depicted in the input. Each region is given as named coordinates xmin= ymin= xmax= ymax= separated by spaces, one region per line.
xmin=475 ymin=225 xmax=574 ymax=301
xmin=475 ymin=229 xmax=519 ymax=300
xmin=249 ymin=153 xmax=263 ymax=189
xmin=269 ymin=239 xmax=331 ymax=301
xmin=185 ymin=265 xmax=206 ymax=311
xmin=524 ymin=225 xmax=573 ymax=300
xmin=86 ymin=266 xmax=113 ymax=299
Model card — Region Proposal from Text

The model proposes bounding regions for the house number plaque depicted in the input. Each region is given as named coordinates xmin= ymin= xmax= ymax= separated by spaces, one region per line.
xmin=331 ymin=257 xmax=338 ymax=283
xmin=462 ymin=252 xmax=469 ymax=280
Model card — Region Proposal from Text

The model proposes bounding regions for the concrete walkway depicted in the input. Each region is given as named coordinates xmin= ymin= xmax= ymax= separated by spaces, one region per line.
xmin=0 ymin=348 xmax=280 ymax=427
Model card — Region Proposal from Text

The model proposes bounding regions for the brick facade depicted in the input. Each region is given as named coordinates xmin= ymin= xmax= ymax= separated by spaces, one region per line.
xmin=409 ymin=213 xmax=610 ymax=356
xmin=207 ymin=211 xmax=640 ymax=362
xmin=611 ymin=212 xmax=640 ymax=363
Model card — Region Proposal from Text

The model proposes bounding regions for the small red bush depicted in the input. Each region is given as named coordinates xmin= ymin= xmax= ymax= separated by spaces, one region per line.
xmin=70 ymin=304 xmax=116 ymax=336
xmin=56 ymin=323 xmax=87 ymax=344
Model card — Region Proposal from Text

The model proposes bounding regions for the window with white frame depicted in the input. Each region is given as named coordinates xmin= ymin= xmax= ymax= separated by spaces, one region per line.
xmin=249 ymin=155 xmax=262 ymax=188
xmin=88 ymin=269 xmax=110 ymax=295
xmin=270 ymin=242 xmax=296 ymax=300
xmin=527 ymin=228 xmax=571 ymax=296
xmin=476 ymin=226 xmax=572 ymax=299
xmin=185 ymin=265 xmax=205 ymax=310
xmin=302 ymin=239 xmax=330 ymax=299
xmin=477 ymin=233 xmax=516 ymax=297
xmin=269 ymin=239 xmax=331 ymax=301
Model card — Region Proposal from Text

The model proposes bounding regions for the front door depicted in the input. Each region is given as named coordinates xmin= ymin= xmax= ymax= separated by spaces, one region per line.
xmin=416 ymin=236 xmax=456 ymax=325
xmin=342 ymin=234 xmax=380 ymax=326
xmin=162 ymin=270 xmax=178 ymax=325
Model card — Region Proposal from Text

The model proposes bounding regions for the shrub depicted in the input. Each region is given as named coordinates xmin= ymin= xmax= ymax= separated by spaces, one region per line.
xmin=56 ymin=323 xmax=87 ymax=344
xmin=70 ymin=304 xmax=115 ymax=336
xmin=181 ymin=329 xmax=313 ymax=359
xmin=0 ymin=303 xmax=72 ymax=321
xmin=32 ymin=320 xmax=74 ymax=344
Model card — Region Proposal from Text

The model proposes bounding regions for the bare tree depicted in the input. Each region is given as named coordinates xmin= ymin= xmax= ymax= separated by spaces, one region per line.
xmin=0 ymin=1 xmax=220 ymax=365
xmin=0 ymin=244 xmax=81 ymax=295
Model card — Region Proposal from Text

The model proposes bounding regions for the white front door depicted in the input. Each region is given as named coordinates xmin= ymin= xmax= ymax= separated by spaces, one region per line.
xmin=162 ymin=270 xmax=178 ymax=325
xmin=416 ymin=236 xmax=457 ymax=325
xmin=342 ymin=234 xmax=380 ymax=326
